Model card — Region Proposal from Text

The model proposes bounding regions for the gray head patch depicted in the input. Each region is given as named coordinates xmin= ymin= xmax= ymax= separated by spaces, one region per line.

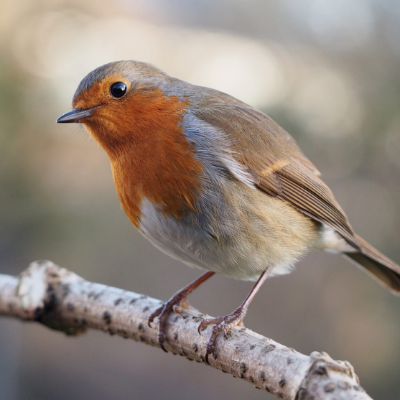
xmin=73 ymin=60 xmax=168 ymax=102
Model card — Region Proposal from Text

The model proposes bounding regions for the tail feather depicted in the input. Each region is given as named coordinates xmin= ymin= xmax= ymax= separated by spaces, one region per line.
xmin=344 ymin=234 xmax=400 ymax=295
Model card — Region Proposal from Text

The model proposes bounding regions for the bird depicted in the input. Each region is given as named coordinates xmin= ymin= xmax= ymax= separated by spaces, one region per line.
xmin=57 ymin=60 xmax=400 ymax=362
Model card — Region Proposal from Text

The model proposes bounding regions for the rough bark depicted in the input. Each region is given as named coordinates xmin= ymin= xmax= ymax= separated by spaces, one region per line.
xmin=0 ymin=260 xmax=372 ymax=399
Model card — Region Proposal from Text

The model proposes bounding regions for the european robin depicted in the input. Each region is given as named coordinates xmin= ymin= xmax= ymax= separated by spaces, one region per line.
xmin=57 ymin=60 xmax=400 ymax=361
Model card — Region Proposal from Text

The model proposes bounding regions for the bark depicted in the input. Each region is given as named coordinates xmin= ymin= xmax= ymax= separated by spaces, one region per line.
xmin=0 ymin=260 xmax=372 ymax=400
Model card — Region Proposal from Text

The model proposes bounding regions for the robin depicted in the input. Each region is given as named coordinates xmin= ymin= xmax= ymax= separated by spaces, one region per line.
xmin=57 ymin=60 xmax=400 ymax=362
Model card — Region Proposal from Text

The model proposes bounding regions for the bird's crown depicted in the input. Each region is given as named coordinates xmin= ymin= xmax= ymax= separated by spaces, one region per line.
xmin=73 ymin=60 xmax=168 ymax=103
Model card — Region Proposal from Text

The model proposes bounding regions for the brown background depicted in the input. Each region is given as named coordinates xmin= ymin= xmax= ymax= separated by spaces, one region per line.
xmin=1 ymin=0 xmax=400 ymax=399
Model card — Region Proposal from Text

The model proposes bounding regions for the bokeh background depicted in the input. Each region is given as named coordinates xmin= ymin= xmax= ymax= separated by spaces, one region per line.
xmin=1 ymin=0 xmax=400 ymax=399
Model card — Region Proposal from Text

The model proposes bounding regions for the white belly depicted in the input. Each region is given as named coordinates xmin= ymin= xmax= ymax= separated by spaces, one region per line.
xmin=138 ymin=178 xmax=319 ymax=281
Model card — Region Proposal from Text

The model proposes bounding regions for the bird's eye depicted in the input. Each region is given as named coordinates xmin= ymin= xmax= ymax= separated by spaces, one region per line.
xmin=110 ymin=82 xmax=127 ymax=98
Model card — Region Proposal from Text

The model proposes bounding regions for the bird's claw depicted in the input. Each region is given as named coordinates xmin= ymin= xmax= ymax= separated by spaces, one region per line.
xmin=172 ymin=304 xmax=190 ymax=319
xmin=148 ymin=305 xmax=162 ymax=328
xmin=147 ymin=293 xmax=188 ymax=352
xmin=197 ymin=309 xmax=244 ymax=363
xmin=205 ymin=344 xmax=218 ymax=364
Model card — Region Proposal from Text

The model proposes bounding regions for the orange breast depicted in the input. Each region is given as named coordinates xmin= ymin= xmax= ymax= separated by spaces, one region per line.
xmin=82 ymin=88 xmax=203 ymax=227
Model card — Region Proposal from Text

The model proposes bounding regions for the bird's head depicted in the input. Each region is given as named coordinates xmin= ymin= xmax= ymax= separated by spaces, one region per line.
xmin=57 ymin=60 xmax=189 ymax=158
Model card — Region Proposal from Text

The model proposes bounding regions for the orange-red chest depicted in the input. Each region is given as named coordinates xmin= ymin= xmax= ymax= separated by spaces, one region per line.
xmin=84 ymin=90 xmax=203 ymax=228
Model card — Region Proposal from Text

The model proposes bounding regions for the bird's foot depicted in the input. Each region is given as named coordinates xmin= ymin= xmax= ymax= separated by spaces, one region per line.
xmin=198 ymin=307 xmax=246 ymax=364
xmin=148 ymin=292 xmax=190 ymax=352
xmin=148 ymin=272 xmax=215 ymax=352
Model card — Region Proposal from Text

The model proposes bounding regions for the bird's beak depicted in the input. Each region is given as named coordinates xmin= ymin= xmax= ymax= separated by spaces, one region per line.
xmin=56 ymin=107 xmax=97 ymax=123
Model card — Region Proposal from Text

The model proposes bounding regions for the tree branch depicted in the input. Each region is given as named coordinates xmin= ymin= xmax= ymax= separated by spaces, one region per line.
xmin=0 ymin=261 xmax=372 ymax=400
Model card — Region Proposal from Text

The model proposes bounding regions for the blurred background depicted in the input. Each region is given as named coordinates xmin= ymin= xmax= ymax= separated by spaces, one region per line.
xmin=1 ymin=0 xmax=400 ymax=399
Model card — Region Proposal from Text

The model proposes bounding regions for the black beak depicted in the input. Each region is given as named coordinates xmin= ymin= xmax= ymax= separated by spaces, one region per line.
xmin=56 ymin=107 xmax=97 ymax=123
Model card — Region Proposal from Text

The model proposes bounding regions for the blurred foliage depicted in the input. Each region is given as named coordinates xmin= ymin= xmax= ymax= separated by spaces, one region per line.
xmin=1 ymin=0 xmax=400 ymax=399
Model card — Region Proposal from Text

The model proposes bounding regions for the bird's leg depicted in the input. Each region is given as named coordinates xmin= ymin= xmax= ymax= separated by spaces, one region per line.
xmin=148 ymin=271 xmax=215 ymax=352
xmin=198 ymin=268 xmax=272 ymax=363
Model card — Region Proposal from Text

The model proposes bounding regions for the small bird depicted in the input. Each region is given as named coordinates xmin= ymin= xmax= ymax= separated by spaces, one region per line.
xmin=57 ymin=60 xmax=400 ymax=361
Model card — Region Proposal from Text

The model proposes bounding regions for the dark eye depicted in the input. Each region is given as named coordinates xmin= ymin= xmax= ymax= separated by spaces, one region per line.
xmin=110 ymin=82 xmax=127 ymax=98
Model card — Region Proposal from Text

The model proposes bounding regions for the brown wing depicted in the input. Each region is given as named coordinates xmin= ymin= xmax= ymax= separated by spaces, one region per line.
xmin=193 ymin=93 xmax=360 ymax=250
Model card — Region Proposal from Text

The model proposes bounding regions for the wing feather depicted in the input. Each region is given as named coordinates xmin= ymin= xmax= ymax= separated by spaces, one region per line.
xmin=193 ymin=91 xmax=360 ymax=249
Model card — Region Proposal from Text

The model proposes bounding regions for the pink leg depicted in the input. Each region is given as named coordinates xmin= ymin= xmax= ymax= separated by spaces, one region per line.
xmin=148 ymin=271 xmax=215 ymax=352
xmin=198 ymin=268 xmax=272 ymax=363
